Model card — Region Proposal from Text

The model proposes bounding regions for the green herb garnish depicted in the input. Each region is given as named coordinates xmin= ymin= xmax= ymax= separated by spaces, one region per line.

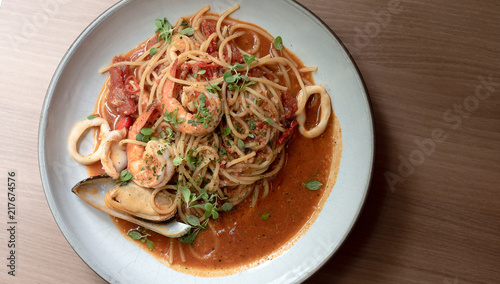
xmin=185 ymin=150 xmax=201 ymax=171
xmin=243 ymin=54 xmax=257 ymax=75
xmin=193 ymin=69 xmax=206 ymax=78
xmin=87 ymin=115 xmax=97 ymax=120
xmin=128 ymin=228 xmax=154 ymax=251
xmin=274 ymin=36 xmax=283 ymax=51
xmin=180 ymin=27 xmax=195 ymax=36
xmin=223 ymin=127 xmax=232 ymax=136
xmin=155 ymin=18 xmax=174 ymax=44
xmin=249 ymin=119 xmax=256 ymax=131
xmin=188 ymin=93 xmax=212 ymax=128
xmin=160 ymin=126 xmax=176 ymax=143
xmin=222 ymin=61 xmax=258 ymax=92
xmin=180 ymin=219 xmax=208 ymax=244
xmin=221 ymin=202 xmax=233 ymax=212
xmin=135 ymin=127 xmax=154 ymax=142
xmin=119 ymin=169 xmax=133 ymax=182
xmin=240 ymin=80 xmax=257 ymax=91
xmin=178 ymin=186 xmax=192 ymax=204
xmin=237 ymin=138 xmax=245 ymax=151
xmin=173 ymin=156 xmax=183 ymax=166
xmin=186 ymin=215 xmax=201 ymax=227
xmin=177 ymin=186 xmax=232 ymax=243
xmin=305 ymin=180 xmax=323 ymax=190
xmin=205 ymin=79 xmax=222 ymax=94
xmin=164 ymin=108 xmax=186 ymax=127
xmin=149 ymin=47 xmax=158 ymax=55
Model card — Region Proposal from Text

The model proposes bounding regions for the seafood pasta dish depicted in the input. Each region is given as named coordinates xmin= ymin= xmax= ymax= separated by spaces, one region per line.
xmin=68 ymin=4 xmax=342 ymax=276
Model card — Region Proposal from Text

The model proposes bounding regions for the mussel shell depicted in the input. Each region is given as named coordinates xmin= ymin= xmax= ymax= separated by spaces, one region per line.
xmin=72 ymin=174 xmax=190 ymax=238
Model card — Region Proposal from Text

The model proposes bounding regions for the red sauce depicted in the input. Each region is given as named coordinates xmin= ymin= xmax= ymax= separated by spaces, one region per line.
xmin=87 ymin=13 xmax=342 ymax=276
xmin=111 ymin=114 xmax=340 ymax=276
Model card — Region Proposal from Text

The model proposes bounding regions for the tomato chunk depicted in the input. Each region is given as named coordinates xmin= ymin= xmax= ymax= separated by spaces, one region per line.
xmin=277 ymin=121 xmax=298 ymax=146
xmin=107 ymin=57 xmax=138 ymax=116
xmin=281 ymin=91 xmax=298 ymax=119
xmin=116 ymin=116 xmax=133 ymax=130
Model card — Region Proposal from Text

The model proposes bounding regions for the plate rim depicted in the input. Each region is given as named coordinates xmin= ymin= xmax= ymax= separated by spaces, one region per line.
xmin=38 ymin=0 xmax=375 ymax=282
xmin=287 ymin=1 xmax=375 ymax=282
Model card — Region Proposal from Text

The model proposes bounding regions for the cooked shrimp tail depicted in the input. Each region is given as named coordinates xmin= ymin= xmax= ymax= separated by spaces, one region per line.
xmin=127 ymin=106 xmax=175 ymax=188
xmin=161 ymin=60 xmax=223 ymax=136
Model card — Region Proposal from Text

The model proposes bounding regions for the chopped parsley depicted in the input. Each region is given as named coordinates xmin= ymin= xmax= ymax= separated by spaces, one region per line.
xmin=249 ymin=119 xmax=256 ymax=131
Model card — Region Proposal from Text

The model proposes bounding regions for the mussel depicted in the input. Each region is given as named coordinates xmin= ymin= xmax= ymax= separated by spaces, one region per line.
xmin=72 ymin=175 xmax=190 ymax=238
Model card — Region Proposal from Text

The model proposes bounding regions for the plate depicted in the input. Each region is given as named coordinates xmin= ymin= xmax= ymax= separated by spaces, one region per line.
xmin=38 ymin=0 xmax=374 ymax=283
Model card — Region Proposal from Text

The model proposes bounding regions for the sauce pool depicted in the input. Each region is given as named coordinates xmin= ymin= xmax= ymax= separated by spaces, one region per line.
xmin=107 ymin=112 xmax=341 ymax=276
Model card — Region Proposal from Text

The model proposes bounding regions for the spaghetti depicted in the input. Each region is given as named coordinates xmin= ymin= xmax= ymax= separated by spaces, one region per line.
xmin=68 ymin=4 xmax=335 ymax=272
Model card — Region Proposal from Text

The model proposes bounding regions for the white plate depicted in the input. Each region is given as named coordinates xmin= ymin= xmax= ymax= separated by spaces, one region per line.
xmin=39 ymin=0 xmax=374 ymax=283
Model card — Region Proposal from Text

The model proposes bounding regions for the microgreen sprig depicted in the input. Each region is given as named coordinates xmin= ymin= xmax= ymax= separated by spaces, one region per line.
xmin=223 ymin=61 xmax=258 ymax=92
xmin=128 ymin=228 xmax=154 ymax=251
xmin=243 ymin=54 xmax=258 ymax=76
xmin=164 ymin=108 xmax=186 ymax=127
xmin=177 ymin=185 xmax=233 ymax=244
xmin=155 ymin=18 xmax=174 ymax=44
xmin=159 ymin=126 xmax=176 ymax=143
xmin=193 ymin=69 xmax=206 ymax=78
xmin=205 ymin=80 xmax=221 ymax=94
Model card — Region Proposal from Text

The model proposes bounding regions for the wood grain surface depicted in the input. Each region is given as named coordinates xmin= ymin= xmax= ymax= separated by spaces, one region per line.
xmin=0 ymin=0 xmax=498 ymax=283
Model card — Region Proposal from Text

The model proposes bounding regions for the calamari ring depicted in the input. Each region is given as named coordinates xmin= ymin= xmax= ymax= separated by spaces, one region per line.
xmin=294 ymin=85 xmax=332 ymax=138
xmin=68 ymin=117 xmax=110 ymax=165
xmin=101 ymin=128 xmax=127 ymax=179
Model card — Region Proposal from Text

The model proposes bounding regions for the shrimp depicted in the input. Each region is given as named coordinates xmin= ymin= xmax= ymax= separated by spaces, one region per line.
xmin=127 ymin=106 xmax=175 ymax=188
xmin=161 ymin=59 xmax=222 ymax=136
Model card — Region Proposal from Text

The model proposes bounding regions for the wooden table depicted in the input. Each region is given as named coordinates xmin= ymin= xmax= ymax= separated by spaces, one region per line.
xmin=1 ymin=0 xmax=498 ymax=283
